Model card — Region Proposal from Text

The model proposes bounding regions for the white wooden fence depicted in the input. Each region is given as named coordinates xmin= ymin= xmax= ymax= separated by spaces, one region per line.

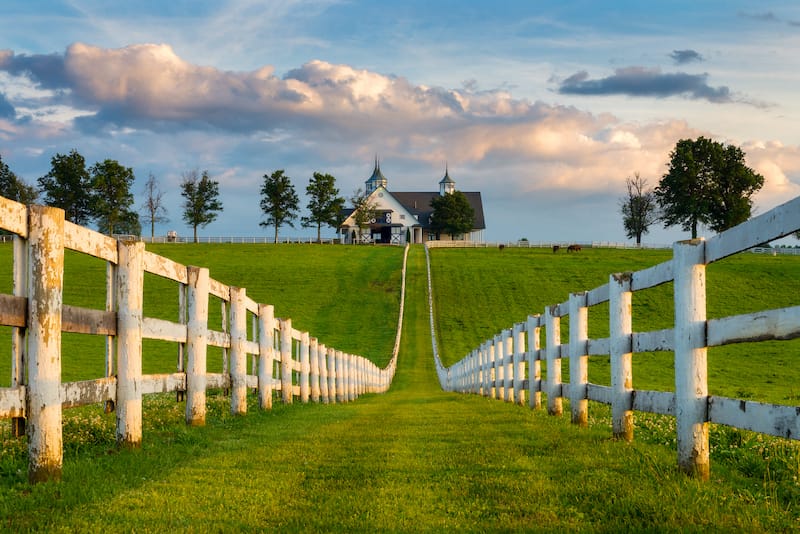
xmin=0 ymin=199 xmax=407 ymax=483
xmin=429 ymin=195 xmax=800 ymax=480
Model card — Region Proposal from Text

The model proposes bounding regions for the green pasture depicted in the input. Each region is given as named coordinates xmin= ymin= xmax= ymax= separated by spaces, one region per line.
xmin=0 ymin=243 xmax=798 ymax=531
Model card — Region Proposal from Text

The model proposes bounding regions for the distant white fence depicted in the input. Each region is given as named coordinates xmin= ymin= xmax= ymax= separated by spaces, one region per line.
xmin=426 ymin=240 xmax=671 ymax=250
xmin=140 ymin=235 xmax=339 ymax=244
xmin=0 ymin=198 xmax=407 ymax=483
xmin=428 ymin=195 xmax=800 ymax=480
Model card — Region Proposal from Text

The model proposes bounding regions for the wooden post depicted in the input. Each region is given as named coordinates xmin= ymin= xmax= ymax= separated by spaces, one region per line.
xmin=299 ymin=332 xmax=310 ymax=403
xmin=504 ymin=329 xmax=514 ymax=402
xmin=610 ymin=273 xmax=633 ymax=441
xmin=176 ymin=282 xmax=186 ymax=403
xmin=327 ymin=347 xmax=337 ymax=404
xmin=26 ymin=205 xmax=64 ymax=483
xmin=116 ymin=239 xmax=144 ymax=448
xmin=527 ymin=314 xmax=542 ymax=410
xmin=545 ymin=305 xmax=562 ymax=416
xmin=569 ymin=292 xmax=588 ymax=427
xmin=105 ymin=260 xmax=116 ymax=410
xmin=229 ymin=287 xmax=247 ymax=415
xmin=186 ymin=267 xmax=210 ymax=424
xmin=513 ymin=322 xmax=526 ymax=406
xmin=12 ymin=235 xmax=26 ymax=436
xmin=280 ymin=319 xmax=293 ymax=404
xmin=318 ymin=343 xmax=328 ymax=403
xmin=481 ymin=342 xmax=489 ymax=397
xmin=310 ymin=337 xmax=320 ymax=402
xmin=494 ymin=334 xmax=504 ymax=400
xmin=674 ymin=239 xmax=710 ymax=480
xmin=336 ymin=350 xmax=345 ymax=402
xmin=348 ymin=354 xmax=356 ymax=401
xmin=257 ymin=304 xmax=275 ymax=410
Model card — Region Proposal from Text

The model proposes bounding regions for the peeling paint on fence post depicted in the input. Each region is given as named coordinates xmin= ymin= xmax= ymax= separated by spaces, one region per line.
xmin=527 ymin=315 xmax=542 ymax=410
xmin=610 ymin=273 xmax=633 ymax=441
xmin=12 ymin=235 xmax=27 ymax=437
xmin=280 ymin=319 xmax=293 ymax=404
xmin=545 ymin=305 xmax=563 ymax=416
xmin=318 ymin=343 xmax=328 ymax=403
xmin=513 ymin=322 xmax=526 ymax=407
xmin=310 ymin=337 xmax=320 ymax=402
xmin=229 ymin=287 xmax=247 ymax=415
xmin=116 ymin=239 xmax=144 ymax=448
xmin=674 ymin=239 xmax=710 ymax=480
xmin=299 ymin=331 xmax=310 ymax=403
xmin=186 ymin=266 xmax=210 ymax=424
xmin=257 ymin=304 xmax=274 ymax=410
xmin=327 ymin=347 xmax=336 ymax=404
xmin=26 ymin=205 xmax=64 ymax=483
xmin=569 ymin=292 xmax=589 ymax=427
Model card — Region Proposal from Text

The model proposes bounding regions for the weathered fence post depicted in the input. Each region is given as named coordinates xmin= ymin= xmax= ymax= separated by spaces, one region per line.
xmin=229 ymin=287 xmax=247 ymax=415
xmin=116 ymin=239 xmax=145 ymax=448
xmin=257 ymin=304 xmax=275 ymax=410
xmin=327 ymin=346 xmax=337 ymax=404
xmin=545 ymin=305 xmax=563 ymax=416
xmin=674 ymin=239 xmax=710 ymax=480
xmin=610 ymin=273 xmax=633 ymax=441
xmin=280 ymin=318 xmax=293 ymax=404
xmin=26 ymin=205 xmax=64 ymax=483
xmin=513 ymin=322 xmax=526 ymax=407
xmin=186 ymin=267 xmax=210 ymax=424
xmin=527 ymin=314 xmax=542 ymax=410
xmin=318 ymin=343 xmax=329 ymax=403
xmin=299 ymin=332 xmax=310 ymax=403
xmin=12 ymin=235 xmax=27 ymax=437
xmin=310 ymin=337 xmax=320 ymax=402
xmin=569 ymin=292 xmax=589 ymax=427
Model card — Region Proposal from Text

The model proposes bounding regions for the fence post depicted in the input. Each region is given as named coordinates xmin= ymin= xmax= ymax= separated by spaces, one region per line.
xmin=504 ymin=329 xmax=514 ymax=402
xmin=513 ymin=322 xmax=526 ymax=407
xmin=26 ymin=205 xmax=64 ymax=483
xmin=610 ymin=273 xmax=633 ymax=441
xmin=569 ymin=292 xmax=588 ymax=427
xmin=545 ymin=305 xmax=563 ymax=416
xmin=186 ymin=267 xmax=209 ymax=424
xmin=481 ymin=341 xmax=490 ymax=397
xmin=527 ymin=314 xmax=542 ymax=410
xmin=12 ymin=235 xmax=27 ymax=437
xmin=280 ymin=318 xmax=293 ymax=404
xmin=116 ymin=239 xmax=145 ymax=448
xmin=336 ymin=350 xmax=345 ymax=402
xmin=299 ymin=332 xmax=310 ymax=403
xmin=318 ymin=343 xmax=329 ymax=403
xmin=494 ymin=334 xmax=503 ymax=400
xmin=229 ymin=287 xmax=247 ymax=415
xmin=310 ymin=337 xmax=320 ymax=402
xmin=327 ymin=347 xmax=337 ymax=404
xmin=674 ymin=239 xmax=710 ymax=480
xmin=257 ymin=304 xmax=275 ymax=410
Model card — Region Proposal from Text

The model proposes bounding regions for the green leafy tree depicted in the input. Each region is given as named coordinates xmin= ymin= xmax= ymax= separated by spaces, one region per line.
xmin=140 ymin=173 xmax=169 ymax=238
xmin=181 ymin=169 xmax=223 ymax=243
xmin=301 ymin=172 xmax=345 ymax=243
xmin=429 ymin=190 xmax=475 ymax=239
xmin=656 ymin=137 xmax=764 ymax=238
xmin=38 ymin=149 xmax=93 ymax=225
xmin=89 ymin=159 xmax=140 ymax=235
xmin=0 ymin=154 xmax=37 ymax=204
xmin=620 ymin=172 xmax=659 ymax=245
xmin=260 ymin=169 xmax=300 ymax=243
xmin=349 ymin=188 xmax=379 ymax=243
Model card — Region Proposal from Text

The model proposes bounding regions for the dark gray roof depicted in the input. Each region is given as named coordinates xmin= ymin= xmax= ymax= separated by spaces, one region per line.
xmin=392 ymin=191 xmax=486 ymax=230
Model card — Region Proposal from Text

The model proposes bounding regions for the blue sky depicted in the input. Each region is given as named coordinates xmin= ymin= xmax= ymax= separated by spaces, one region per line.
xmin=2 ymin=1 xmax=800 ymax=243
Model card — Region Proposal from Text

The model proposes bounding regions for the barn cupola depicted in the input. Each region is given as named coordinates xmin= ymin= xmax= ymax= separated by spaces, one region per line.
xmin=365 ymin=156 xmax=388 ymax=194
xmin=439 ymin=165 xmax=455 ymax=196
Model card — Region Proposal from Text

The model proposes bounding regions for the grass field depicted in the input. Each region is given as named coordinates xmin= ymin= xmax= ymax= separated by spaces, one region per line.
xmin=0 ymin=243 xmax=799 ymax=531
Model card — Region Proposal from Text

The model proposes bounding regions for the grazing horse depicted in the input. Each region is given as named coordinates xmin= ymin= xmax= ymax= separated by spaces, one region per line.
xmin=567 ymin=244 xmax=582 ymax=253
xmin=552 ymin=245 xmax=560 ymax=253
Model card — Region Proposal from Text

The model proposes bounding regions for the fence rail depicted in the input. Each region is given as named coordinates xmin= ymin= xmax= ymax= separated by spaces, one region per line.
xmin=429 ymin=194 xmax=800 ymax=480
xmin=0 ymin=198 xmax=407 ymax=483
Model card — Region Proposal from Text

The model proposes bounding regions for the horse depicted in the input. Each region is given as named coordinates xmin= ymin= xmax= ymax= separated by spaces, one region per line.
xmin=567 ymin=244 xmax=582 ymax=253
xmin=552 ymin=245 xmax=560 ymax=253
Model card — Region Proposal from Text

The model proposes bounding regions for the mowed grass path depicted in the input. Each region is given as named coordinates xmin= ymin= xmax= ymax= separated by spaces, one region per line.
xmin=1 ymin=246 xmax=798 ymax=531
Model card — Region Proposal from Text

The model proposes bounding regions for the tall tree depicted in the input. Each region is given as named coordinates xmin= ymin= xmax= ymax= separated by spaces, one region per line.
xmin=180 ymin=169 xmax=223 ymax=243
xmin=38 ymin=149 xmax=93 ymax=225
xmin=349 ymin=188 xmax=379 ymax=243
xmin=301 ymin=172 xmax=345 ymax=243
xmin=656 ymin=137 xmax=763 ymax=238
xmin=0 ymin=154 xmax=37 ymax=204
xmin=89 ymin=159 xmax=140 ymax=235
xmin=260 ymin=169 xmax=300 ymax=243
xmin=619 ymin=172 xmax=659 ymax=245
xmin=140 ymin=173 xmax=169 ymax=238
xmin=429 ymin=190 xmax=475 ymax=239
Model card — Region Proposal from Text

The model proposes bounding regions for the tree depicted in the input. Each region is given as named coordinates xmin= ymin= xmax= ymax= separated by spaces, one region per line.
xmin=619 ymin=172 xmax=659 ymax=245
xmin=259 ymin=170 xmax=300 ymax=243
xmin=349 ymin=188 xmax=379 ymax=243
xmin=0 ymin=154 xmax=37 ymax=204
xmin=181 ymin=169 xmax=223 ymax=243
xmin=429 ymin=190 xmax=475 ymax=239
xmin=140 ymin=173 xmax=169 ymax=238
xmin=301 ymin=172 xmax=345 ymax=243
xmin=38 ymin=149 xmax=93 ymax=225
xmin=655 ymin=137 xmax=764 ymax=238
xmin=89 ymin=159 xmax=140 ymax=235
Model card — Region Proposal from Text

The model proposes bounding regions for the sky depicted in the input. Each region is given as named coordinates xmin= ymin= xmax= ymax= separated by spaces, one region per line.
xmin=1 ymin=1 xmax=800 ymax=245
